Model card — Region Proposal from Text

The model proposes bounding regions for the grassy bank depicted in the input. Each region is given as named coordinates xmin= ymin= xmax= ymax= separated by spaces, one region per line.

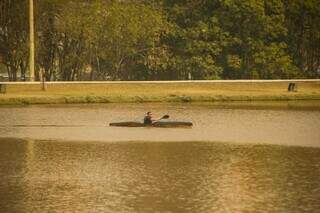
xmin=0 ymin=81 xmax=320 ymax=105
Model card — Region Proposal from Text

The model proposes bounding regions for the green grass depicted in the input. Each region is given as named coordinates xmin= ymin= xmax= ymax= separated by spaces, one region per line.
xmin=0 ymin=81 xmax=320 ymax=105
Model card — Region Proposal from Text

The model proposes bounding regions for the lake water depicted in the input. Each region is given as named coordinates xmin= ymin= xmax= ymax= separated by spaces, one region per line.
xmin=0 ymin=103 xmax=320 ymax=212
xmin=0 ymin=103 xmax=320 ymax=146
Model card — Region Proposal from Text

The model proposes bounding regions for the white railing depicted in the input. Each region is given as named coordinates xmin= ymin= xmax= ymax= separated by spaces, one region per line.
xmin=0 ymin=79 xmax=319 ymax=84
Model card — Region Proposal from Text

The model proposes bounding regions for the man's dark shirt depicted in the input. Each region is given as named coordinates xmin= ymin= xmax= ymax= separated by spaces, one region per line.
xmin=144 ymin=116 xmax=152 ymax=124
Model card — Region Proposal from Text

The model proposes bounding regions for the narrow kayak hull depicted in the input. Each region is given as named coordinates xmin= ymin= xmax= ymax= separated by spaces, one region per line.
xmin=109 ymin=121 xmax=192 ymax=128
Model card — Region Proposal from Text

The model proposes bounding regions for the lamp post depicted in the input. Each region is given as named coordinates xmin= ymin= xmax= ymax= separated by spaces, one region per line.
xmin=29 ymin=0 xmax=35 ymax=81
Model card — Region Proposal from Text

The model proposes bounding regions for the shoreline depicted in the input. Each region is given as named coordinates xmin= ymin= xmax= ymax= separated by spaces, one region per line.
xmin=0 ymin=80 xmax=319 ymax=105
xmin=1 ymin=94 xmax=320 ymax=105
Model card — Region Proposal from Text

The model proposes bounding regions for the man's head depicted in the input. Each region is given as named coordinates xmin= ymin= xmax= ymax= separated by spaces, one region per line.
xmin=147 ymin=111 xmax=152 ymax=116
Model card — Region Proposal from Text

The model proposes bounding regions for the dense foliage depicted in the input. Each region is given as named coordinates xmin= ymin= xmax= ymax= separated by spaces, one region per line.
xmin=0 ymin=0 xmax=319 ymax=81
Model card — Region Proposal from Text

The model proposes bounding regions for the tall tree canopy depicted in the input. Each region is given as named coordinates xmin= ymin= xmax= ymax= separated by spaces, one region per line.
xmin=0 ymin=0 xmax=319 ymax=81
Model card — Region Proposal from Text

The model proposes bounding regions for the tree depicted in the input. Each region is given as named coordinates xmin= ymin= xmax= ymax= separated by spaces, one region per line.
xmin=162 ymin=1 xmax=226 ymax=79
xmin=217 ymin=0 xmax=298 ymax=79
xmin=85 ymin=1 xmax=168 ymax=80
xmin=1 ymin=0 xmax=318 ymax=81
xmin=284 ymin=0 xmax=320 ymax=78
xmin=0 ymin=0 xmax=29 ymax=81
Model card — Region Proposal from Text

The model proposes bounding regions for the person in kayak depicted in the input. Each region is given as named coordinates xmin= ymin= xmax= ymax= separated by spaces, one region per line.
xmin=144 ymin=112 xmax=169 ymax=124
xmin=144 ymin=112 xmax=155 ymax=124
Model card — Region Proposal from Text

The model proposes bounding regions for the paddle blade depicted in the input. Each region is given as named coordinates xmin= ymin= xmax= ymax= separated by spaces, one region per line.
xmin=162 ymin=114 xmax=170 ymax=119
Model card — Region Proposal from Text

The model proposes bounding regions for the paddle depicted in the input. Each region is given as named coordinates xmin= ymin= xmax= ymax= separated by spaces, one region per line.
xmin=154 ymin=115 xmax=170 ymax=122
xmin=161 ymin=114 xmax=170 ymax=119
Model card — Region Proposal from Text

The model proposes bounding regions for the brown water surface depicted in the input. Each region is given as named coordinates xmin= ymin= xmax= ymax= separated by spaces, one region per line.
xmin=0 ymin=139 xmax=319 ymax=212
xmin=0 ymin=103 xmax=320 ymax=212
xmin=0 ymin=103 xmax=319 ymax=146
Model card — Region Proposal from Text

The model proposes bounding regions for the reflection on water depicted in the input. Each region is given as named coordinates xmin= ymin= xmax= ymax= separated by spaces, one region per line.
xmin=0 ymin=103 xmax=320 ymax=147
xmin=0 ymin=138 xmax=319 ymax=212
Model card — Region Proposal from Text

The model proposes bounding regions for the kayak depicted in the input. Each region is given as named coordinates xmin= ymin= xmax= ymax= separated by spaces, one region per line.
xmin=109 ymin=121 xmax=193 ymax=128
